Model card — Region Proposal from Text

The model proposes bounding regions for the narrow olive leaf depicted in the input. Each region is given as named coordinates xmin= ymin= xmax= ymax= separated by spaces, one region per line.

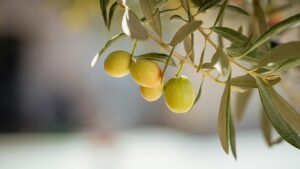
xmin=218 ymin=71 xmax=232 ymax=154
xmin=108 ymin=2 xmax=118 ymax=29
xmin=225 ymin=46 xmax=263 ymax=64
xmin=235 ymin=90 xmax=253 ymax=121
xmin=122 ymin=7 xmax=148 ymax=40
xmin=215 ymin=4 xmax=249 ymax=16
xmin=271 ymin=89 xmax=300 ymax=133
xmin=211 ymin=27 xmax=248 ymax=47
xmin=162 ymin=46 xmax=176 ymax=78
xmin=91 ymin=33 xmax=125 ymax=67
xmin=229 ymin=109 xmax=237 ymax=159
xmin=139 ymin=0 xmax=154 ymax=19
xmin=211 ymin=48 xmax=230 ymax=76
xmin=153 ymin=0 xmax=168 ymax=9
xmin=180 ymin=0 xmax=189 ymax=13
xmin=199 ymin=63 xmax=215 ymax=71
xmin=212 ymin=0 xmax=228 ymax=28
xmin=243 ymin=32 xmax=254 ymax=48
xmin=256 ymin=78 xmax=300 ymax=149
xmin=275 ymin=57 xmax=300 ymax=72
xmin=260 ymin=109 xmax=272 ymax=146
xmin=116 ymin=0 xmax=125 ymax=4
xmin=253 ymin=0 xmax=268 ymax=34
xmin=192 ymin=76 xmax=205 ymax=108
xmin=170 ymin=21 xmax=202 ymax=47
xmin=159 ymin=6 xmax=182 ymax=15
xmin=197 ymin=40 xmax=207 ymax=72
xmin=169 ymin=15 xmax=188 ymax=22
xmin=100 ymin=0 xmax=109 ymax=27
xmin=135 ymin=53 xmax=177 ymax=67
xmin=187 ymin=0 xmax=194 ymax=64
xmin=243 ymin=13 xmax=300 ymax=57
xmin=183 ymin=36 xmax=194 ymax=62
xmin=253 ymin=0 xmax=270 ymax=52
xmin=195 ymin=0 xmax=222 ymax=13
xmin=258 ymin=41 xmax=300 ymax=67
xmin=230 ymin=26 xmax=245 ymax=48
xmin=153 ymin=9 xmax=162 ymax=35
xmin=140 ymin=0 xmax=162 ymax=37
xmin=271 ymin=137 xmax=284 ymax=145
xmin=217 ymin=13 xmax=224 ymax=48
xmin=237 ymin=26 xmax=243 ymax=33
xmin=231 ymin=74 xmax=281 ymax=88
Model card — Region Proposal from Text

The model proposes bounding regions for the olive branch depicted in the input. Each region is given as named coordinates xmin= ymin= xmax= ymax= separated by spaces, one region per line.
xmin=92 ymin=0 xmax=300 ymax=158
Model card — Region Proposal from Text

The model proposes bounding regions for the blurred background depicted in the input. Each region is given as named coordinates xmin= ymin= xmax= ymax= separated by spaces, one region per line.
xmin=0 ymin=0 xmax=299 ymax=169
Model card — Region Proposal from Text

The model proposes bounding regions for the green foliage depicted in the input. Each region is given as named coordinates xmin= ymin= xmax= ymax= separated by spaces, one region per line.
xmin=95 ymin=0 xmax=300 ymax=158
xmin=135 ymin=53 xmax=177 ymax=67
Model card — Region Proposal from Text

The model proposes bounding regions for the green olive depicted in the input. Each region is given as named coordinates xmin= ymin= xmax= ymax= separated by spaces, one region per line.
xmin=140 ymin=82 xmax=164 ymax=102
xmin=164 ymin=75 xmax=195 ymax=113
xmin=104 ymin=50 xmax=131 ymax=78
xmin=130 ymin=59 xmax=162 ymax=88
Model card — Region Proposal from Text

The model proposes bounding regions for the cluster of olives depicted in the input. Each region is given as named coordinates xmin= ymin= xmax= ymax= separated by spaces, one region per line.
xmin=104 ymin=50 xmax=195 ymax=113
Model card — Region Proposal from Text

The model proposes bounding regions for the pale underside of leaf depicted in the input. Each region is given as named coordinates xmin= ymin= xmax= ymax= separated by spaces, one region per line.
xmin=218 ymin=71 xmax=231 ymax=154
xmin=211 ymin=48 xmax=230 ymax=76
xmin=234 ymin=90 xmax=253 ymax=121
xmin=140 ymin=0 xmax=162 ymax=37
xmin=170 ymin=21 xmax=202 ymax=47
xmin=122 ymin=7 xmax=148 ymax=40
xmin=212 ymin=27 xmax=248 ymax=47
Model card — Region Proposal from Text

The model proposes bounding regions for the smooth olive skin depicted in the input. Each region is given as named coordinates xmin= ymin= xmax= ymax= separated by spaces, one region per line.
xmin=140 ymin=82 xmax=164 ymax=102
xmin=104 ymin=50 xmax=131 ymax=78
xmin=130 ymin=59 xmax=162 ymax=88
xmin=164 ymin=75 xmax=195 ymax=113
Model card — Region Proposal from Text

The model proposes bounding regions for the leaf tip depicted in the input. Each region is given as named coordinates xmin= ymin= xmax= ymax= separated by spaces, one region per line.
xmin=91 ymin=53 xmax=99 ymax=68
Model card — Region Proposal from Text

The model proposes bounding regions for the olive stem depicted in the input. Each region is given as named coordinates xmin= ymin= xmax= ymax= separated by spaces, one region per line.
xmin=147 ymin=29 xmax=223 ymax=82
xmin=145 ymin=28 xmax=249 ymax=92
xmin=198 ymin=28 xmax=218 ymax=49
xmin=162 ymin=46 xmax=176 ymax=79
xmin=176 ymin=61 xmax=185 ymax=77
xmin=130 ymin=39 xmax=138 ymax=63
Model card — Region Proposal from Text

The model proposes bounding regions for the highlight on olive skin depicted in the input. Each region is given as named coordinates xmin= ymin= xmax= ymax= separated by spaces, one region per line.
xmin=104 ymin=50 xmax=131 ymax=78
xmin=130 ymin=59 xmax=162 ymax=88
xmin=164 ymin=75 xmax=195 ymax=113
xmin=140 ymin=81 xmax=164 ymax=102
